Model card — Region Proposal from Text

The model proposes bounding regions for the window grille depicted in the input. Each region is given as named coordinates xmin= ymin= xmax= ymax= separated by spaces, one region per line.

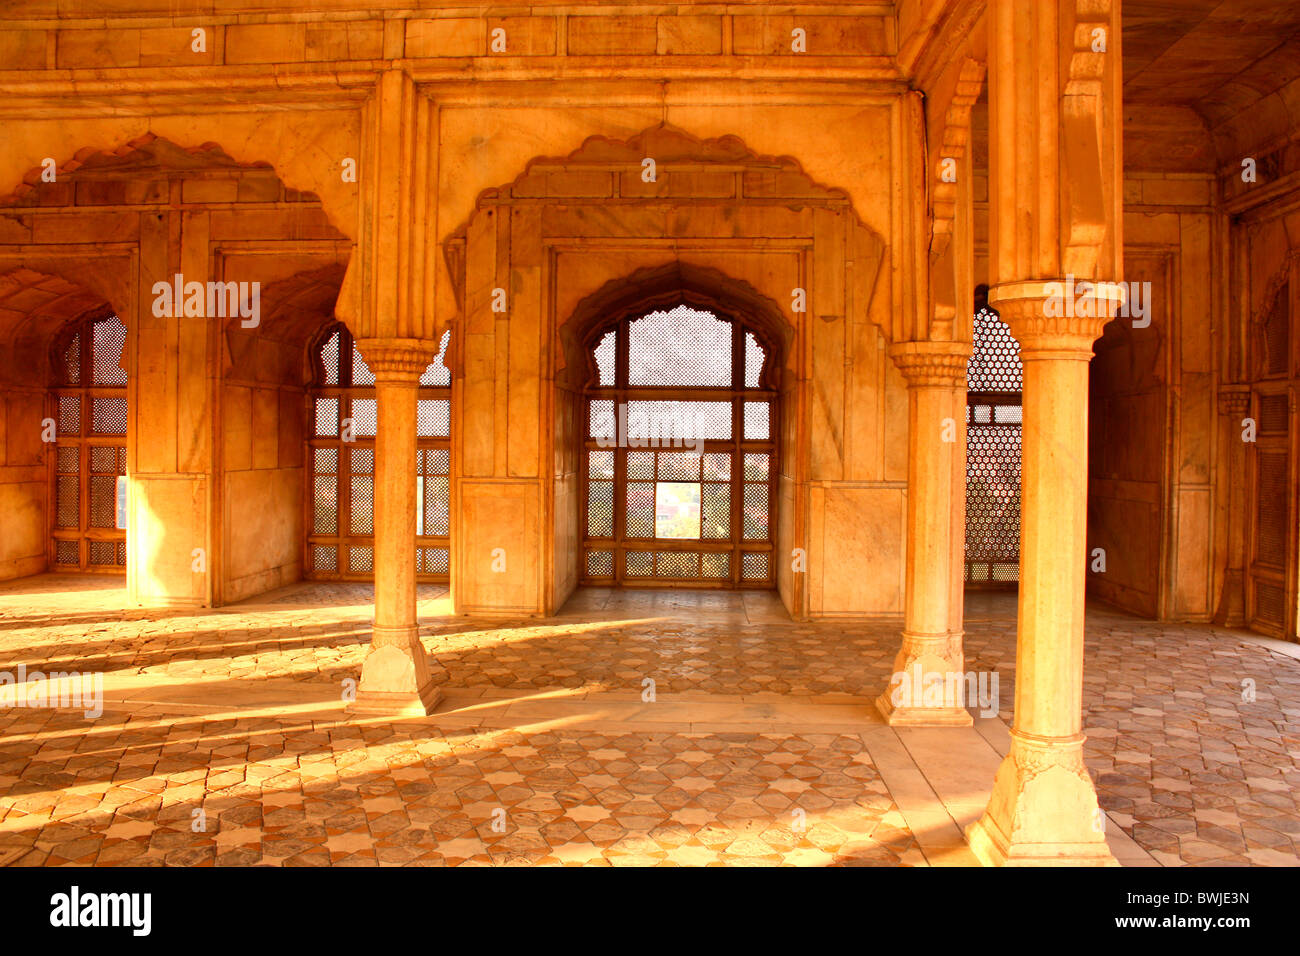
xmin=306 ymin=323 xmax=451 ymax=583
xmin=50 ymin=313 xmax=127 ymax=571
xmin=965 ymin=307 xmax=1022 ymax=586
xmin=580 ymin=305 xmax=777 ymax=588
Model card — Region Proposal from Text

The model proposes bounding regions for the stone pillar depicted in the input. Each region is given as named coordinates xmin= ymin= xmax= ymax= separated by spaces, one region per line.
xmin=334 ymin=67 xmax=449 ymax=715
xmin=965 ymin=290 xmax=1119 ymax=865
xmin=965 ymin=0 xmax=1123 ymax=865
xmin=352 ymin=340 xmax=446 ymax=716
xmin=877 ymin=342 xmax=973 ymax=726
xmin=1214 ymin=388 xmax=1251 ymax=626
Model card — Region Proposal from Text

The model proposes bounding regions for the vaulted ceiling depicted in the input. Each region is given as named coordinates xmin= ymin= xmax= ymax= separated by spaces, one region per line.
xmin=1123 ymin=0 xmax=1300 ymax=128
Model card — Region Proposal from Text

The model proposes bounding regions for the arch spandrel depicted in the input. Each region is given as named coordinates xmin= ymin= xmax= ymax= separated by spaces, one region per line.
xmin=440 ymin=123 xmax=890 ymax=350
xmin=0 ymin=119 xmax=359 ymax=239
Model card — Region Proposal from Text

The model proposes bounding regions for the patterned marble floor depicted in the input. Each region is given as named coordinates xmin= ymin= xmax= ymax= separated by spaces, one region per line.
xmin=0 ymin=714 xmax=913 ymax=867
xmin=0 ymin=575 xmax=1296 ymax=866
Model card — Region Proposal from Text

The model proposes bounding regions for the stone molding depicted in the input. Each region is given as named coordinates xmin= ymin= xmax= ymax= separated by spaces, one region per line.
xmin=1005 ymin=729 xmax=1090 ymax=784
xmin=1217 ymin=387 xmax=1251 ymax=418
xmin=888 ymin=341 xmax=971 ymax=386
xmin=989 ymin=282 xmax=1124 ymax=351
xmin=355 ymin=337 xmax=437 ymax=381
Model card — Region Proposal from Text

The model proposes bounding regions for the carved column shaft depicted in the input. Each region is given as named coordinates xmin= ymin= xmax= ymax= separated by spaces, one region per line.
xmin=967 ymin=0 xmax=1123 ymax=867
xmin=352 ymin=341 xmax=445 ymax=716
xmin=966 ymin=295 xmax=1120 ymax=866
xmin=877 ymin=342 xmax=973 ymax=726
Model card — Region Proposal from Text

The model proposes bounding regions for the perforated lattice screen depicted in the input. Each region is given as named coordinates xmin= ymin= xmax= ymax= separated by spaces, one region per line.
xmin=1259 ymin=394 xmax=1289 ymax=434
xmin=320 ymin=332 xmax=341 ymax=385
xmin=89 ymin=540 xmax=117 ymax=566
xmin=625 ymin=401 xmax=732 ymax=442
xmin=306 ymin=323 xmax=451 ymax=583
xmin=89 ymin=476 xmax=117 ymax=528
xmin=580 ymin=305 xmax=777 ymax=588
xmin=966 ymin=308 xmax=1022 ymax=585
xmin=588 ymin=481 xmax=614 ymax=537
xmin=1255 ymin=579 xmax=1286 ymax=628
xmin=628 ymin=306 xmax=731 ymax=386
xmin=420 ymin=548 xmax=450 ymax=575
xmin=58 ymin=396 xmax=81 ymax=436
xmin=417 ymin=400 xmax=450 ymax=438
xmin=351 ymin=344 xmax=375 ymax=386
xmin=92 ymin=317 xmax=128 ymax=385
xmin=56 ymin=476 xmax=79 ymax=529
xmin=702 ymin=483 xmax=730 ymax=539
xmin=627 ymin=482 xmax=655 ymax=537
xmin=1255 ymin=451 xmax=1288 ymax=570
xmin=743 ymin=402 xmax=770 ymax=440
xmin=743 ymin=483 xmax=769 ymax=539
xmin=966 ymin=308 xmax=1023 ymax=393
xmin=702 ymin=552 xmax=729 ymax=578
xmin=92 ymin=397 xmax=127 ymax=435
xmin=351 ymin=399 xmax=377 ymax=437
xmin=51 ymin=313 xmax=128 ymax=571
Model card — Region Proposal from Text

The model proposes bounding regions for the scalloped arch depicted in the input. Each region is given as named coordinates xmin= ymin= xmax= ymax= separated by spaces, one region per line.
xmin=555 ymin=262 xmax=795 ymax=392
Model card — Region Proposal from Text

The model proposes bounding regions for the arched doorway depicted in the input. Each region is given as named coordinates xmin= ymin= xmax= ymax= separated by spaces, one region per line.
xmin=50 ymin=311 xmax=129 ymax=572
xmin=579 ymin=304 xmax=779 ymax=589
xmin=305 ymin=323 xmax=451 ymax=583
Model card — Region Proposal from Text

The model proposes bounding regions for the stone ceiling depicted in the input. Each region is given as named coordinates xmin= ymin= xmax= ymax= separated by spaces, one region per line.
xmin=1123 ymin=0 xmax=1300 ymax=128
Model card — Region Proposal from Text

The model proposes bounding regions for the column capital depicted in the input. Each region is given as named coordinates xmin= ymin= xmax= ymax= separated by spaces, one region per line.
xmin=1217 ymin=387 xmax=1251 ymax=418
xmin=888 ymin=341 xmax=971 ymax=387
xmin=355 ymin=337 xmax=437 ymax=382
xmin=989 ymin=280 xmax=1125 ymax=353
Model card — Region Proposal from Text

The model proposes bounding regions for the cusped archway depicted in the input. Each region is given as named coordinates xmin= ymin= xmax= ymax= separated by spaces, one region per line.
xmin=439 ymin=124 xmax=893 ymax=619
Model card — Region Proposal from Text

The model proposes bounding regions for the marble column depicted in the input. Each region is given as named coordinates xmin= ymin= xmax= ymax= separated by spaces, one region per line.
xmin=966 ymin=0 xmax=1123 ymax=865
xmin=965 ymin=289 xmax=1120 ymax=865
xmin=352 ymin=340 xmax=446 ymax=716
xmin=877 ymin=342 xmax=973 ymax=726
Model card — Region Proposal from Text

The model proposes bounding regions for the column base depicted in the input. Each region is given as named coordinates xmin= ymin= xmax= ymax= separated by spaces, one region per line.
xmin=875 ymin=696 xmax=974 ymax=726
xmin=350 ymin=623 xmax=446 ymax=718
xmin=875 ymin=631 xmax=974 ymax=727
xmin=966 ymin=816 xmax=1118 ymax=866
xmin=351 ymin=683 xmax=443 ymax=718
xmin=965 ymin=729 xmax=1118 ymax=867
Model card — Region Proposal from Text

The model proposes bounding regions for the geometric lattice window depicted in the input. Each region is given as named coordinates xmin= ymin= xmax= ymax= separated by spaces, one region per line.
xmin=581 ymin=305 xmax=777 ymax=588
xmin=966 ymin=306 xmax=1023 ymax=392
xmin=306 ymin=323 xmax=451 ymax=583
xmin=50 ymin=312 xmax=128 ymax=572
xmin=965 ymin=307 xmax=1021 ymax=585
